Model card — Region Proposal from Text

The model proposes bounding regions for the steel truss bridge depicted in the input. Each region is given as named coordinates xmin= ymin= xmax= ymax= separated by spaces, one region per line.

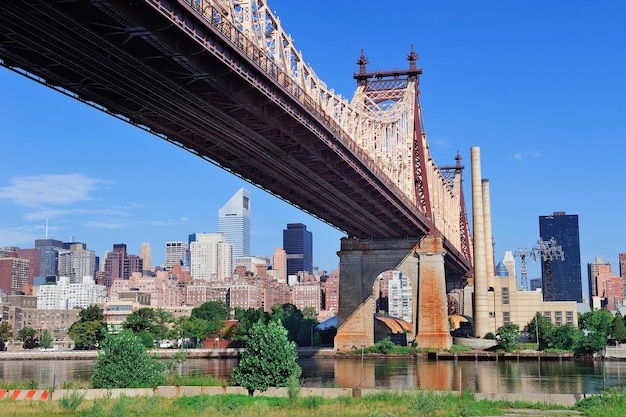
xmin=0 ymin=0 xmax=472 ymax=281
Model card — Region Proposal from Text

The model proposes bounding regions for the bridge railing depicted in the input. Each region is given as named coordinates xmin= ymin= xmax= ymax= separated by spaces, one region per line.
xmin=179 ymin=0 xmax=418 ymax=210
xmin=174 ymin=0 xmax=464 ymax=250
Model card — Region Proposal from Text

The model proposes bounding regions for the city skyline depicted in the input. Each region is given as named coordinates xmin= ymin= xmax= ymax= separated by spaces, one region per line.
xmin=1 ymin=1 xmax=625 ymax=288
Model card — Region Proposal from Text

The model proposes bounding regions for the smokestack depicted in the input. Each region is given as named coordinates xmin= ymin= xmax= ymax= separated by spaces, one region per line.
xmin=482 ymin=179 xmax=495 ymax=289
xmin=471 ymin=147 xmax=489 ymax=337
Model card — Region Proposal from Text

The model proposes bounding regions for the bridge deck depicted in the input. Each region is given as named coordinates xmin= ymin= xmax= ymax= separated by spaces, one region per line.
xmin=0 ymin=0 xmax=470 ymax=279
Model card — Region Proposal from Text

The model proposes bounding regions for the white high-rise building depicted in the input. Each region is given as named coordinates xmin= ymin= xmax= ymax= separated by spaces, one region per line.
xmin=190 ymin=233 xmax=233 ymax=281
xmin=388 ymin=270 xmax=413 ymax=324
xmin=234 ymin=256 xmax=270 ymax=275
xmin=503 ymin=251 xmax=516 ymax=280
xmin=218 ymin=188 xmax=250 ymax=258
xmin=165 ymin=241 xmax=189 ymax=269
xmin=36 ymin=275 xmax=106 ymax=309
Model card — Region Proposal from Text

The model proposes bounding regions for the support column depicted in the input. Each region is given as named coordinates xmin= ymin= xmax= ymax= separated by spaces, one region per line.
xmin=482 ymin=179 xmax=495 ymax=289
xmin=334 ymin=236 xmax=451 ymax=351
xmin=413 ymin=235 xmax=452 ymax=349
xmin=471 ymin=147 xmax=489 ymax=337
xmin=334 ymin=238 xmax=419 ymax=351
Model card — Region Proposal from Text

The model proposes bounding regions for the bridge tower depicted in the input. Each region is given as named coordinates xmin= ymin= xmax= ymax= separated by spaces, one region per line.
xmin=335 ymin=49 xmax=462 ymax=350
xmin=514 ymin=248 xmax=533 ymax=290
xmin=533 ymin=238 xmax=564 ymax=302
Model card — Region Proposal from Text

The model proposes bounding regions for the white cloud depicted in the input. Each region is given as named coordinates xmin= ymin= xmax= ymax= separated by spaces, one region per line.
xmin=83 ymin=221 xmax=124 ymax=229
xmin=24 ymin=208 xmax=90 ymax=221
xmin=0 ymin=173 xmax=106 ymax=207
xmin=0 ymin=227 xmax=42 ymax=247
xmin=512 ymin=151 xmax=541 ymax=162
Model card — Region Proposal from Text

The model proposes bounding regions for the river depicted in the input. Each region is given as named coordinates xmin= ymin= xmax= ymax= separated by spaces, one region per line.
xmin=2 ymin=357 xmax=626 ymax=394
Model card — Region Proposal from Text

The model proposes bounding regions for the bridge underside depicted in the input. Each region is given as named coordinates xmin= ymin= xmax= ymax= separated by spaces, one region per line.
xmin=0 ymin=1 xmax=436 ymax=240
xmin=335 ymin=236 xmax=452 ymax=350
xmin=0 ymin=0 xmax=472 ymax=340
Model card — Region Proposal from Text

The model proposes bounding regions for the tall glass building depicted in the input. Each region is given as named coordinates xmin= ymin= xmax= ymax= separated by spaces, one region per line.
xmin=218 ymin=188 xmax=250 ymax=258
xmin=538 ymin=212 xmax=582 ymax=302
xmin=35 ymin=239 xmax=63 ymax=279
xmin=283 ymin=223 xmax=313 ymax=276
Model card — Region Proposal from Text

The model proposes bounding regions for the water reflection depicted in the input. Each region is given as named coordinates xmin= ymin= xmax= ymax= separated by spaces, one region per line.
xmin=0 ymin=357 xmax=623 ymax=394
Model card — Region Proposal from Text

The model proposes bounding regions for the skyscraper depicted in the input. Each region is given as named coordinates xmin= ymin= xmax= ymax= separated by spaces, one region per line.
xmin=58 ymin=242 xmax=96 ymax=284
xmin=140 ymin=242 xmax=152 ymax=273
xmin=165 ymin=241 xmax=188 ymax=269
xmin=588 ymin=256 xmax=612 ymax=305
xmin=283 ymin=223 xmax=313 ymax=277
xmin=35 ymin=239 xmax=63 ymax=279
xmin=103 ymin=244 xmax=143 ymax=288
xmin=539 ymin=211 xmax=582 ymax=302
xmin=218 ymin=188 xmax=250 ymax=258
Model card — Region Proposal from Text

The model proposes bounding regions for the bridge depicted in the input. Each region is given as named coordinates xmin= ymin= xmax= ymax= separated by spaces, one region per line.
xmin=0 ymin=0 xmax=480 ymax=348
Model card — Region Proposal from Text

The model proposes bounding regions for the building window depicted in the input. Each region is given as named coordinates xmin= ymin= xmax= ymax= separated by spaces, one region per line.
xmin=503 ymin=312 xmax=510 ymax=324
xmin=555 ymin=311 xmax=563 ymax=326
xmin=502 ymin=288 xmax=510 ymax=305
xmin=543 ymin=311 xmax=552 ymax=323
xmin=566 ymin=311 xmax=574 ymax=326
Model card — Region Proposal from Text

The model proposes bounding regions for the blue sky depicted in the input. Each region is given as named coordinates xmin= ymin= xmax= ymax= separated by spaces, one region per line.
xmin=1 ymin=1 xmax=625 ymax=292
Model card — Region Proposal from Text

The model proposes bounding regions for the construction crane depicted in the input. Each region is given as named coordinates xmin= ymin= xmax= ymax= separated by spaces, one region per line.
xmin=513 ymin=248 xmax=533 ymax=290
xmin=533 ymin=238 xmax=564 ymax=302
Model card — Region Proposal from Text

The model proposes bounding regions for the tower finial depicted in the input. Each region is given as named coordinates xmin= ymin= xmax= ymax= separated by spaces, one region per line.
xmin=357 ymin=49 xmax=369 ymax=76
xmin=407 ymin=44 xmax=419 ymax=72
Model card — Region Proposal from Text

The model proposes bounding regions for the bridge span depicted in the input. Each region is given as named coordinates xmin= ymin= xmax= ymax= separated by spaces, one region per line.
xmin=0 ymin=0 xmax=477 ymax=348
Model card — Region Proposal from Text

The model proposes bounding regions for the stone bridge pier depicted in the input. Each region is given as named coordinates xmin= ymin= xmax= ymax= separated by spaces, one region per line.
xmin=334 ymin=235 xmax=452 ymax=351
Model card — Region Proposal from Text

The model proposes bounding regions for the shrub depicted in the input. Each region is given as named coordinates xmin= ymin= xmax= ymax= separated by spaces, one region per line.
xmin=91 ymin=331 xmax=166 ymax=389
xmin=377 ymin=337 xmax=395 ymax=354
xmin=231 ymin=320 xmax=301 ymax=395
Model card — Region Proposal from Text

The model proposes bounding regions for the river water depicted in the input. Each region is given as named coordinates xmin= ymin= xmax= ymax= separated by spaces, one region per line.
xmin=2 ymin=357 xmax=626 ymax=394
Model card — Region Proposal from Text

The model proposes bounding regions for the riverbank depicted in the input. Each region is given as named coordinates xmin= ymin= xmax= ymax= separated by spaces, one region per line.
xmin=0 ymin=348 xmax=243 ymax=360
xmin=0 ymin=347 xmax=598 ymax=361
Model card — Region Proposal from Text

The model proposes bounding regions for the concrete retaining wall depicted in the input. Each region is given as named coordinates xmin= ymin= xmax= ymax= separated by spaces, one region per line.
xmin=46 ymin=386 xmax=593 ymax=406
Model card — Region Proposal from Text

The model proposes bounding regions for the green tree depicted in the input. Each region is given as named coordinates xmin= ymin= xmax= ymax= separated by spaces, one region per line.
xmin=231 ymin=320 xmax=301 ymax=395
xmin=524 ymin=313 xmax=555 ymax=350
xmin=68 ymin=320 xmax=105 ymax=350
xmin=575 ymin=309 xmax=613 ymax=355
xmin=231 ymin=307 xmax=268 ymax=341
xmin=0 ymin=322 xmax=13 ymax=351
xmin=18 ymin=326 xmax=38 ymax=349
xmin=191 ymin=300 xmax=230 ymax=322
xmin=172 ymin=316 xmax=196 ymax=348
xmin=546 ymin=324 xmax=578 ymax=351
xmin=91 ymin=331 xmax=166 ymax=388
xmin=495 ymin=323 xmax=520 ymax=352
xmin=153 ymin=308 xmax=174 ymax=342
xmin=271 ymin=303 xmax=307 ymax=345
xmin=39 ymin=329 xmax=54 ymax=349
xmin=123 ymin=307 xmax=158 ymax=347
xmin=123 ymin=307 xmax=157 ymax=333
xmin=79 ymin=304 xmax=104 ymax=322
xmin=68 ymin=305 xmax=107 ymax=349
xmin=611 ymin=311 xmax=626 ymax=343
xmin=302 ymin=306 xmax=317 ymax=320
xmin=579 ymin=309 xmax=613 ymax=337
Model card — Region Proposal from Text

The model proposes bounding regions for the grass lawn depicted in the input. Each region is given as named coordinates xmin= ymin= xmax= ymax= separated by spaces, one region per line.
xmin=1 ymin=388 xmax=619 ymax=417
